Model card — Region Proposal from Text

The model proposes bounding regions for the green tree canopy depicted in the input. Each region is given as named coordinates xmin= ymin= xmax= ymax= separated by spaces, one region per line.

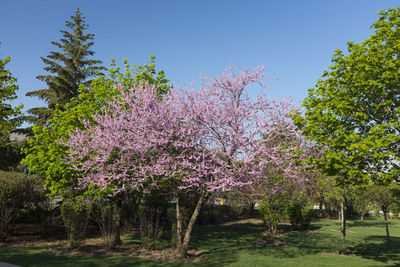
xmin=294 ymin=7 xmax=400 ymax=186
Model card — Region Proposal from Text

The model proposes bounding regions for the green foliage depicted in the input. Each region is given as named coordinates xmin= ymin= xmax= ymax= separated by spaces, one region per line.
xmin=0 ymin=52 xmax=24 ymax=171
xmin=0 ymin=55 xmax=22 ymax=142
xmin=294 ymin=7 xmax=400 ymax=186
xmin=22 ymin=57 xmax=170 ymax=199
xmin=0 ymin=139 xmax=26 ymax=171
xmin=24 ymin=8 xmax=105 ymax=127
xmin=0 ymin=171 xmax=43 ymax=241
xmin=60 ymin=200 xmax=91 ymax=249
xmin=259 ymin=192 xmax=290 ymax=235
xmin=371 ymin=184 xmax=399 ymax=214
xmin=353 ymin=185 xmax=374 ymax=223
xmin=288 ymin=201 xmax=314 ymax=230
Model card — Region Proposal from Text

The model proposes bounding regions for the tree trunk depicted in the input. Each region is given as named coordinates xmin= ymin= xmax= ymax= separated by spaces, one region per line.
xmin=110 ymin=206 xmax=122 ymax=248
xmin=248 ymin=201 xmax=256 ymax=217
xmin=175 ymin=193 xmax=183 ymax=249
xmin=179 ymin=192 xmax=208 ymax=257
xmin=341 ymin=201 xmax=346 ymax=252
xmin=360 ymin=213 xmax=364 ymax=226
xmin=383 ymin=208 xmax=390 ymax=246
xmin=268 ymin=196 xmax=276 ymax=235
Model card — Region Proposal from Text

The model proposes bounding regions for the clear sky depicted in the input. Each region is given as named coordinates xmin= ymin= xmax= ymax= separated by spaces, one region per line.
xmin=1 ymin=0 xmax=399 ymax=115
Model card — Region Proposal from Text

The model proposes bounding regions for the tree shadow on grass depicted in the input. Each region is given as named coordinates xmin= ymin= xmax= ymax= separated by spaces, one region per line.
xmin=189 ymin=223 xmax=266 ymax=266
xmin=347 ymin=218 xmax=385 ymax=228
xmin=0 ymin=248 xmax=178 ymax=267
xmin=189 ymin=221 xmax=332 ymax=266
xmin=271 ymin=231 xmax=340 ymax=258
xmin=350 ymin=236 xmax=400 ymax=265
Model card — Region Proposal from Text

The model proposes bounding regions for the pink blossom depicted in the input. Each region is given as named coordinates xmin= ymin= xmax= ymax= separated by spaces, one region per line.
xmin=63 ymin=66 xmax=306 ymax=197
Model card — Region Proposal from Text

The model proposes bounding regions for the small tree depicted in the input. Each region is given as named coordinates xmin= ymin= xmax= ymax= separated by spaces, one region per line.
xmin=371 ymin=184 xmax=399 ymax=246
xmin=353 ymin=185 xmax=374 ymax=225
xmin=259 ymin=192 xmax=290 ymax=235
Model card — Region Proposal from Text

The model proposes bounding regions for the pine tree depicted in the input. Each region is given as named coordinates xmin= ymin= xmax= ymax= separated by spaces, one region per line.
xmin=24 ymin=8 xmax=105 ymax=127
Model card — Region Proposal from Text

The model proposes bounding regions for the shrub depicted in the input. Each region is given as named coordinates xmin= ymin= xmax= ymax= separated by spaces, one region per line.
xmin=0 ymin=171 xmax=43 ymax=241
xmin=259 ymin=193 xmax=290 ymax=235
xmin=60 ymin=200 xmax=91 ymax=249
xmin=288 ymin=202 xmax=314 ymax=230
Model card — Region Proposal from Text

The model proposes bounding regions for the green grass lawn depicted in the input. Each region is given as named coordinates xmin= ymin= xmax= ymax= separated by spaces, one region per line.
xmin=1 ymin=216 xmax=399 ymax=267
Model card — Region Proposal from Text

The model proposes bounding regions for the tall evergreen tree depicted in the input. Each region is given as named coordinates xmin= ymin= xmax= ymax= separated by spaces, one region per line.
xmin=24 ymin=8 xmax=105 ymax=127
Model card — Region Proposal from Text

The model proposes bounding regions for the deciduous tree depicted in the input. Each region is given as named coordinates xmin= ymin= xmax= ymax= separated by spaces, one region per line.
xmin=294 ymin=7 xmax=400 ymax=252
xmin=294 ymin=7 xmax=400 ymax=186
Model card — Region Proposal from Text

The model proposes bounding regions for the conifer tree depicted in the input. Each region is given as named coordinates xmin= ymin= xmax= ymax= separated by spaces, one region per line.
xmin=24 ymin=8 xmax=105 ymax=127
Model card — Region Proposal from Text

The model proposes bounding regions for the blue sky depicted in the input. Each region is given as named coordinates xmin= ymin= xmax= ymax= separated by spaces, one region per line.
xmin=1 ymin=0 xmax=399 ymax=115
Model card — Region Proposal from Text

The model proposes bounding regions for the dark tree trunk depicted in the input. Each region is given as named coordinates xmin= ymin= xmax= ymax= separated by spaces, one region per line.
xmin=175 ymin=193 xmax=183 ymax=249
xmin=179 ymin=192 xmax=208 ymax=257
xmin=382 ymin=207 xmax=390 ymax=246
xmin=341 ymin=201 xmax=346 ymax=252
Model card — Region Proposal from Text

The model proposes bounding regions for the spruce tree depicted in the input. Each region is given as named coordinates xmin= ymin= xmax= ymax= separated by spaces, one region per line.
xmin=25 ymin=8 xmax=105 ymax=127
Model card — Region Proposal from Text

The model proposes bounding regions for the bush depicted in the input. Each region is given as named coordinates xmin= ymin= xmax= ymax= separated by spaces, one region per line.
xmin=288 ymin=202 xmax=314 ymax=230
xmin=60 ymin=200 xmax=91 ymax=249
xmin=0 ymin=171 xmax=43 ymax=241
xmin=259 ymin=193 xmax=290 ymax=235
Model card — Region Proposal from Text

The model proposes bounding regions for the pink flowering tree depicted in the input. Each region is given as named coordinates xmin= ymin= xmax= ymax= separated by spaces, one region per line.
xmin=247 ymin=99 xmax=308 ymax=234
xmin=64 ymin=66 xmax=305 ymax=256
